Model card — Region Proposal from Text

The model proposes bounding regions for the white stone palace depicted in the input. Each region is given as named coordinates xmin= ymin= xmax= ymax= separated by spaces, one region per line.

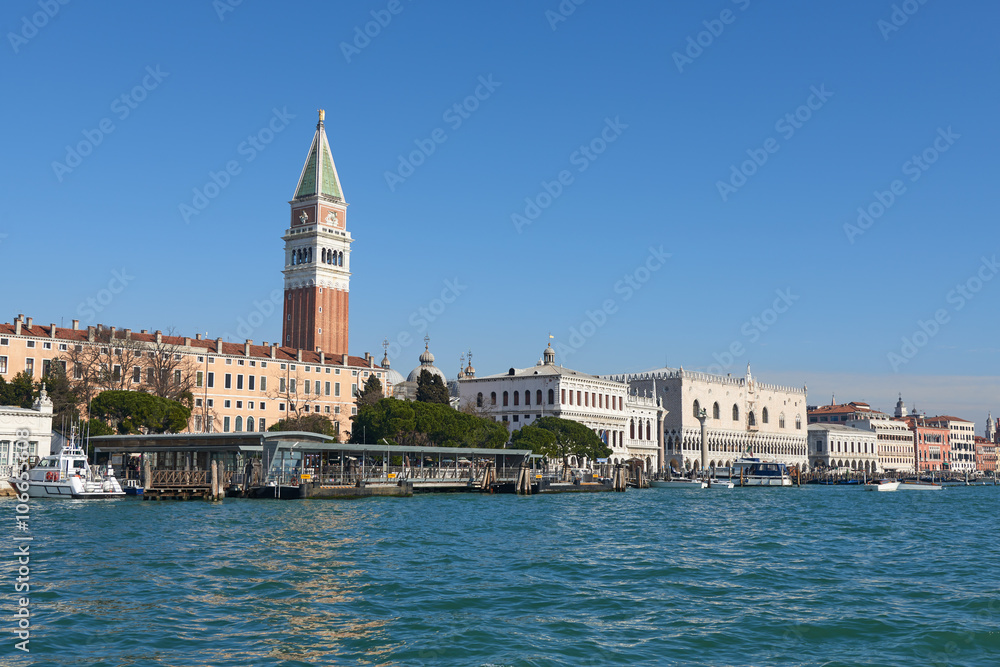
xmin=458 ymin=344 xmax=665 ymax=470
xmin=605 ymin=365 xmax=809 ymax=472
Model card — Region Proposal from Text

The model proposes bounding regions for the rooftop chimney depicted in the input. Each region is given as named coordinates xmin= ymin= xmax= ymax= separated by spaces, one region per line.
xmin=155 ymin=330 xmax=162 ymax=344
xmin=87 ymin=326 xmax=95 ymax=342
xmin=195 ymin=333 xmax=202 ymax=340
xmin=26 ymin=317 xmax=33 ymax=328
xmin=124 ymin=329 xmax=132 ymax=339
xmin=319 ymin=351 xmax=325 ymax=365
xmin=49 ymin=323 xmax=57 ymax=338
xmin=216 ymin=337 xmax=223 ymax=353
xmin=14 ymin=319 xmax=21 ymax=336
xmin=109 ymin=327 xmax=116 ymax=339
xmin=296 ymin=349 xmax=303 ymax=362
xmin=71 ymin=319 xmax=79 ymax=330
xmin=140 ymin=329 xmax=148 ymax=334
xmin=244 ymin=340 xmax=252 ymax=357
xmin=184 ymin=337 xmax=191 ymax=346
xmin=341 ymin=353 xmax=348 ymax=366
xmin=270 ymin=344 xmax=277 ymax=359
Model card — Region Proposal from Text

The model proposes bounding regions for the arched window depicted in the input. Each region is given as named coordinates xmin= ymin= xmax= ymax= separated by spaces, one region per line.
xmin=491 ymin=392 xmax=497 ymax=405
xmin=646 ymin=420 xmax=652 ymax=440
xmin=748 ymin=411 xmax=756 ymax=427
xmin=795 ymin=414 xmax=802 ymax=430
xmin=502 ymin=391 xmax=509 ymax=407
xmin=339 ymin=251 xmax=344 ymax=266
xmin=477 ymin=392 xmax=484 ymax=408
xmin=693 ymin=399 xmax=701 ymax=418
xmin=733 ymin=404 xmax=739 ymax=421
xmin=762 ymin=408 xmax=769 ymax=424
xmin=779 ymin=413 xmax=786 ymax=428
xmin=247 ymin=416 xmax=254 ymax=432
xmin=630 ymin=419 xmax=635 ymax=439
xmin=713 ymin=402 xmax=720 ymax=419
xmin=524 ymin=391 xmax=530 ymax=406
xmin=536 ymin=390 xmax=543 ymax=406
xmin=235 ymin=416 xmax=243 ymax=432
xmin=548 ymin=389 xmax=554 ymax=405
xmin=513 ymin=392 xmax=519 ymax=406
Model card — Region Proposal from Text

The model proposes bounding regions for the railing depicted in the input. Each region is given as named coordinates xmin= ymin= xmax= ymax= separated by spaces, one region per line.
xmin=150 ymin=469 xmax=209 ymax=487
xmin=0 ymin=464 xmax=16 ymax=479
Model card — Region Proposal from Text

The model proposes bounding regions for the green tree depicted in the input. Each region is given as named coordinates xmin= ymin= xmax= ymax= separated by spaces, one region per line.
xmin=351 ymin=397 xmax=508 ymax=448
xmin=0 ymin=371 xmax=35 ymax=408
xmin=350 ymin=398 xmax=416 ymax=444
xmin=267 ymin=413 xmax=337 ymax=437
xmin=415 ymin=369 xmax=449 ymax=404
xmin=357 ymin=375 xmax=384 ymax=408
xmin=90 ymin=390 xmax=191 ymax=434
xmin=510 ymin=424 xmax=557 ymax=454
xmin=529 ymin=416 xmax=611 ymax=467
xmin=39 ymin=363 xmax=79 ymax=425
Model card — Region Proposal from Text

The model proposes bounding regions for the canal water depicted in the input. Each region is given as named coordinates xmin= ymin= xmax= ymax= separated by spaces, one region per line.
xmin=5 ymin=486 xmax=999 ymax=666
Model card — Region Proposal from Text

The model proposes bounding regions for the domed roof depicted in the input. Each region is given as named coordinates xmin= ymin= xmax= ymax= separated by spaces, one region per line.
xmin=407 ymin=336 xmax=447 ymax=384
xmin=420 ymin=347 xmax=435 ymax=364
xmin=384 ymin=367 xmax=406 ymax=387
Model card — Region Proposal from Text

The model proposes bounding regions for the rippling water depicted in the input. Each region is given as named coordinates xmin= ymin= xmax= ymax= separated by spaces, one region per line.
xmin=4 ymin=486 xmax=1000 ymax=666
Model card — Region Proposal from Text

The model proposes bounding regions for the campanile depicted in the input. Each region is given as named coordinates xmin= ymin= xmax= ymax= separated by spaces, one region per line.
xmin=281 ymin=110 xmax=351 ymax=357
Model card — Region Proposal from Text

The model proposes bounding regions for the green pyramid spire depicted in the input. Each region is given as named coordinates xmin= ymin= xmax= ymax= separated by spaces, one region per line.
xmin=293 ymin=109 xmax=344 ymax=201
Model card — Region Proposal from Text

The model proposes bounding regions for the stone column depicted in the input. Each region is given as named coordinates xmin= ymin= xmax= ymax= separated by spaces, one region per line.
xmin=698 ymin=409 xmax=708 ymax=471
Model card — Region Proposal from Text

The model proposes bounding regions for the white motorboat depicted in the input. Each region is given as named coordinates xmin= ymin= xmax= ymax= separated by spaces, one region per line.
xmin=896 ymin=480 xmax=942 ymax=491
xmin=9 ymin=429 xmax=125 ymax=499
xmin=705 ymin=479 xmax=734 ymax=489
xmin=650 ymin=478 xmax=707 ymax=489
xmin=873 ymin=479 xmax=900 ymax=492
xmin=713 ymin=457 xmax=793 ymax=487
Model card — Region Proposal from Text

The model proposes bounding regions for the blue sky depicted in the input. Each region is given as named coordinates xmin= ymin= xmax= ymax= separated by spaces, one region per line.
xmin=2 ymin=0 xmax=998 ymax=422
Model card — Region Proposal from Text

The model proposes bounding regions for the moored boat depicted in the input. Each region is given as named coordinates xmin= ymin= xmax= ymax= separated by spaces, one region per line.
xmin=872 ymin=479 xmax=899 ymax=492
xmin=713 ymin=457 xmax=793 ymax=487
xmin=650 ymin=478 xmax=708 ymax=489
xmin=9 ymin=429 xmax=125 ymax=499
xmin=897 ymin=479 xmax=942 ymax=491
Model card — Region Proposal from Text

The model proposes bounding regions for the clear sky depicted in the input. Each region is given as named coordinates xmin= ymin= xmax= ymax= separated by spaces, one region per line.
xmin=2 ymin=0 xmax=998 ymax=423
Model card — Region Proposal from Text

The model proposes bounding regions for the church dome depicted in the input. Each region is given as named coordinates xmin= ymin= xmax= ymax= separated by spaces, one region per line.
xmin=407 ymin=336 xmax=447 ymax=385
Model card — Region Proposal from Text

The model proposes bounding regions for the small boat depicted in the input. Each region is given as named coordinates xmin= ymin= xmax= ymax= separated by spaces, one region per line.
xmin=705 ymin=479 xmax=734 ymax=490
xmin=872 ymin=479 xmax=899 ymax=492
xmin=897 ymin=479 xmax=943 ymax=491
xmin=10 ymin=428 xmax=125 ymax=499
xmin=650 ymin=478 xmax=707 ymax=489
xmin=714 ymin=457 xmax=793 ymax=487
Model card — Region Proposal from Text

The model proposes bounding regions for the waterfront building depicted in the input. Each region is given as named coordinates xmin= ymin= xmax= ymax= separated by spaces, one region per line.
xmin=607 ymin=365 xmax=809 ymax=472
xmin=974 ymin=436 xmax=997 ymax=473
xmin=458 ymin=344 xmax=664 ymax=470
xmin=809 ymin=400 xmax=914 ymax=473
xmin=0 ymin=386 xmax=53 ymax=476
xmin=808 ymin=400 xmax=885 ymax=424
xmin=0 ymin=112 xmax=385 ymax=439
xmin=924 ymin=416 xmax=976 ymax=473
xmin=807 ymin=423 xmax=879 ymax=474
xmin=904 ymin=416 xmax=949 ymax=472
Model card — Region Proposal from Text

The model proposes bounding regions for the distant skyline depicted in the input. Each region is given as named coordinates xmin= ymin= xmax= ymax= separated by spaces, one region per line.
xmin=2 ymin=1 xmax=998 ymax=424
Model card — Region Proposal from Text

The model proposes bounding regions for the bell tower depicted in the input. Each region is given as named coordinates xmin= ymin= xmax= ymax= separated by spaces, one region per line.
xmin=282 ymin=109 xmax=352 ymax=357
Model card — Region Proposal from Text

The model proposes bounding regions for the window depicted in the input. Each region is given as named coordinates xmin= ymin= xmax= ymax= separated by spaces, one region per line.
xmin=208 ymin=372 xmax=215 ymax=388
xmin=279 ymin=403 xmax=285 ymax=411
xmin=548 ymin=389 xmax=554 ymax=404
xmin=713 ymin=402 xmax=720 ymax=419
xmin=280 ymin=377 xmax=286 ymax=393
xmin=351 ymin=384 xmax=357 ymax=397
xmin=314 ymin=380 xmax=321 ymax=394
xmin=325 ymin=406 xmax=330 ymax=413
xmin=693 ymin=400 xmax=701 ymax=418
xmin=224 ymin=400 xmax=231 ymax=408
xmin=561 ymin=389 xmax=565 ymax=404
xmin=513 ymin=392 xmax=519 ymax=406
xmin=174 ymin=370 xmax=181 ymax=386
xmin=762 ymin=408 xmax=769 ymax=424
xmin=43 ymin=342 xmax=51 ymax=350
xmin=260 ymin=377 xmax=266 ymax=391
xmin=325 ymin=382 xmax=330 ymax=396
xmin=223 ymin=416 xmax=231 ymax=432
xmin=235 ymin=374 xmax=243 ymax=390
xmin=779 ymin=413 xmax=786 ymax=428
xmin=195 ymin=398 xmax=203 ymax=407
xmin=351 ymin=407 xmax=357 ymax=416
xmin=207 ymin=399 xmax=214 ymax=407
xmin=733 ymin=404 xmax=740 ymax=421
xmin=26 ymin=340 xmax=35 ymax=348
xmin=25 ymin=358 xmax=34 ymax=376
xmin=334 ymin=382 xmax=340 ymax=397
xmin=748 ymin=411 xmax=756 ymax=427
xmin=796 ymin=415 xmax=802 ymax=430
xmin=259 ymin=418 xmax=265 ymax=431
xmin=334 ymin=406 xmax=340 ymax=415
xmin=477 ymin=392 xmax=484 ymax=408
xmin=0 ymin=356 xmax=6 ymax=374
xmin=59 ymin=343 xmax=67 ymax=351
xmin=133 ymin=366 xmax=141 ymax=383
xmin=198 ymin=356 xmax=204 ymax=362
xmin=248 ymin=375 xmax=255 ymax=391
xmin=304 ymin=380 xmax=310 ymax=394
xmin=235 ymin=416 xmax=243 ymax=432
xmin=73 ymin=363 xmax=82 ymax=379
xmin=630 ymin=419 xmax=635 ymax=439
xmin=0 ymin=338 xmax=7 ymax=345
xmin=196 ymin=371 xmax=203 ymax=387
xmin=525 ymin=391 xmax=530 ymax=406
xmin=577 ymin=391 xmax=581 ymax=405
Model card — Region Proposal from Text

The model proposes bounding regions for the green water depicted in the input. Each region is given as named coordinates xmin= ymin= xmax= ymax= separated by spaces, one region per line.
xmin=4 ymin=486 xmax=999 ymax=666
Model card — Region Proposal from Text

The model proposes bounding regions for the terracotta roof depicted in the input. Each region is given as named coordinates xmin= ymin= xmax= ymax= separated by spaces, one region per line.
xmin=808 ymin=402 xmax=882 ymax=417
xmin=0 ymin=320 xmax=373 ymax=368
xmin=924 ymin=415 xmax=971 ymax=423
